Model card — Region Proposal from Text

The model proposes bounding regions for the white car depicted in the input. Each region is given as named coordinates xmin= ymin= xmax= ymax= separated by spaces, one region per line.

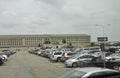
xmin=2 ymin=55 xmax=8 ymax=62
xmin=50 ymin=51 xmax=64 ymax=62
xmin=105 ymin=53 xmax=120 ymax=61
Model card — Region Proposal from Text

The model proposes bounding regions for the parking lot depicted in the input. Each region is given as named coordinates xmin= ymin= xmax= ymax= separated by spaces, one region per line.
xmin=0 ymin=51 xmax=73 ymax=78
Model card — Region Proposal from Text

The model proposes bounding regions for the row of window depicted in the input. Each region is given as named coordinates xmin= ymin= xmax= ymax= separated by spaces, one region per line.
xmin=0 ymin=37 xmax=90 ymax=47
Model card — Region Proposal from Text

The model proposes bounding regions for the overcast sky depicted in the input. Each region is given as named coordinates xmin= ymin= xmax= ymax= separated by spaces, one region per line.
xmin=0 ymin=0 xmax=120 ymax=41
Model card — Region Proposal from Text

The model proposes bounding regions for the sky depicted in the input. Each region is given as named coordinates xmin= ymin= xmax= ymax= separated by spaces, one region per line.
xmin=0 ymin=0 xmax=120 ymax=42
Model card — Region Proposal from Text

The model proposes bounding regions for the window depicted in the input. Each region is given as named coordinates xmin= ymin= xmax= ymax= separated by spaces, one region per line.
xmin=60 ymin=70 xmax=86 ymax=78
xmin=54 ymin=52 xmax=62 ymax=55
xmin=88 ymin=71 xmax=120 ymax=78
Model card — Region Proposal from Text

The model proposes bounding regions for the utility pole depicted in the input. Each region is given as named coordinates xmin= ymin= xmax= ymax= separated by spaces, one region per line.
xmin=96 ymin=24 xmax=111 ymax=68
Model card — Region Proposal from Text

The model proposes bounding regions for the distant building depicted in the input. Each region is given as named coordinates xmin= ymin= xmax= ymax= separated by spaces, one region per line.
xmin=0 ymin=34 xmax=91 ymax=51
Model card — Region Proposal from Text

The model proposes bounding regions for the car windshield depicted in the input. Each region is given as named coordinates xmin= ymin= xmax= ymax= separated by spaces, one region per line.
xmin=109 ymin=53 xmax=120 ymax=57
xmin=70 ymin=55 xmax=80 ymax=59
xmin=54 ymin=52 xmax=62 ymax=55
xmin=60 ymin=70 xmax=86 ymax=78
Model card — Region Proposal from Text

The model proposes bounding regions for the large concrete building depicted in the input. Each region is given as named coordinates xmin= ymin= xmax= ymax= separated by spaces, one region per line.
xmin=0 ymin=34 xmax=91 ymax=51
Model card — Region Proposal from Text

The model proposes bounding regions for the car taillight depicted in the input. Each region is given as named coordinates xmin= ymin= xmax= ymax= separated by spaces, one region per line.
xmin=64 ymin=56 xmax=68 ymax=60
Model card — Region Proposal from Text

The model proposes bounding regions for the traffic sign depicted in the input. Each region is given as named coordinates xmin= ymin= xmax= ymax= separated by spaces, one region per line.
xmin=97 ymin=37 xmax=108 ymax=42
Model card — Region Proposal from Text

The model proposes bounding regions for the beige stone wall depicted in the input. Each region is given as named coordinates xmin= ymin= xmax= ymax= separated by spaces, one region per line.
xmin=0 ymin=34 xmax=91 ymax=50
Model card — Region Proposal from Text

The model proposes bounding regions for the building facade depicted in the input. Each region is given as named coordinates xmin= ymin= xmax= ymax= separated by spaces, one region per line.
xmin=0 ymin=34 xmax=91 ymax=51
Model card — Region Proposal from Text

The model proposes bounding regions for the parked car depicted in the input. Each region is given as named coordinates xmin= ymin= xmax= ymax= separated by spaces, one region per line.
xmin=108 ymin=57 xmax=120 ymax=62
xmin=0 ymin=55 xmax=5 ymax=65
xmin=59 ymin=67 xmax=120 ymax=78
xmin=0 ymin=52 xmax=8 ymax=62
xmin=50 ymin=51 xmax=64 ymax=62
xmin=79 ymin=57 xmax=120 ymax=70
xmin=2 ymin=50 xmax=11 ymax=57
xmin=28 ymin=48 xmax=39 ymax=54
xmin=1 ymin=55 xmax=8 ymax=62
xmin=61 ymin=52 xmax=77 ymax=62
xmin=105 ymin=53 xmax=120 ymax=60
xmin=40 ymin=51 xmax=51 ymax=58
xmin=65 ymin=54 xmax=95 ymax=67
xmin=92 ymin=52 xmax=113 ymax=58
xmin=0 ymin=49 xmax=16 ymax=66
xmin=39 ymin=50 xmax=47 ymax=56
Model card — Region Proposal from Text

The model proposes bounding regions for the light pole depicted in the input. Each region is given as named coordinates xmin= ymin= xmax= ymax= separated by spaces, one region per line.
xmin=96 ymin=24 xmax=111 ymax=68
xmin=96 ymin=24 xmax=111 ymax=37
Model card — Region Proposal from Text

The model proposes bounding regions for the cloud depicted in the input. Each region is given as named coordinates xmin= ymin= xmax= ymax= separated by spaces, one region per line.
xmin=34 ymin=0 xmax=65 ymax=7
xmin=0 ymin=0 xmax=120 ymax=41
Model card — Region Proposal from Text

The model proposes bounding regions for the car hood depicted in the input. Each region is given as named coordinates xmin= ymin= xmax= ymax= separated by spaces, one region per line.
xmin=66 ymin=59 xmax=77 ymax=62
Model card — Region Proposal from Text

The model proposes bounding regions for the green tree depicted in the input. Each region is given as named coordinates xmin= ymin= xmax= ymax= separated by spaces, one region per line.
xmin=44 ymin=41 xmax=51 ymax=44
xmin=91 ymin=42 xmax=95 ymax=46
xmin=62 ymin=39 xmax=66 ymax=44
xmin=38 ymin=44 xmax=41 ymax=47
xmin=69 ymin=43 xmax=72 ymax=46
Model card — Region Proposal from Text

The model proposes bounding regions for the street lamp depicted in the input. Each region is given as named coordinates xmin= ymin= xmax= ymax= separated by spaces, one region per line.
xmin=96 ymin=24 xmax=111 ymax=37
xmin=96 ymin=24 xmax=111 ymax=68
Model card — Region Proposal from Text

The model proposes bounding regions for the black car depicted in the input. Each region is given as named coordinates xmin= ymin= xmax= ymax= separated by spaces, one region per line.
xmin=0 ymin=56 xmax=4 ymax=65
xmin=79 ymin=57 xmax=120 ymax=70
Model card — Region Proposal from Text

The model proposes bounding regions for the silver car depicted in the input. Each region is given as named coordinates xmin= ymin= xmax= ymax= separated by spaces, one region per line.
xmin=59 ymin=67 xmax=120 ymax=78
xmin=65 ymin=54 xmax=95 ymax=67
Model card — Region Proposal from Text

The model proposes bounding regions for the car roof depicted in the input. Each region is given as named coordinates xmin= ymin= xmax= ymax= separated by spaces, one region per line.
xmin=75 ymin=67 xmax=117 ymax=73
xmin=75 ymin=54 xmax=94 ymax=57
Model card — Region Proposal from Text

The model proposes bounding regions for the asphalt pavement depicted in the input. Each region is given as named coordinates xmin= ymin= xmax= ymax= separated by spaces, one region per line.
xmin=0 ymin=52 xmax=73 ymax=78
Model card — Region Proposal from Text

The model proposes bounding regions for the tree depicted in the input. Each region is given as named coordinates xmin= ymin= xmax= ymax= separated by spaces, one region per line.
xmin=91 ymin=42 xmax=95 ymax=46
xmin=38 ymin=44 xmax=41 ymax=47
xmin=44 ymin=41 xmax=51 ymax=44
xmin=69 ymin=43 xmax=72 ymax=46
xmin=67 ymin=43 xmax=74 ymax=48
xmin=62 ymin=39 xmax=66 ymax=44
xmin=116 ymin=42 xmax=120 ymax=46
xmin=56 ymin=46 xmax=58 ymax=48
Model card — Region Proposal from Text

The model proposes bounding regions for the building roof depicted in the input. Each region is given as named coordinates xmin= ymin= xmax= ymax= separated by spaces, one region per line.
xmin=0 ymin=34 xmax=90 ymax=38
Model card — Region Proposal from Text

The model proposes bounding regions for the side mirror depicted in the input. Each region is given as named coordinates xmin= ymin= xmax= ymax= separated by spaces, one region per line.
xmin=77 ymin=58 xmax=79 ymax=60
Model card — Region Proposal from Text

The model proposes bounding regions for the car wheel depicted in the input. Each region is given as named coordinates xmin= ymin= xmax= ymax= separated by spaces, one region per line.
xmin=57 ymin=57 xmax=61 ymax=62
xmin=72 ymin=62 xmax=78 ymax=67
xmin=113 ymin=64 xmax=120 ymax=70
